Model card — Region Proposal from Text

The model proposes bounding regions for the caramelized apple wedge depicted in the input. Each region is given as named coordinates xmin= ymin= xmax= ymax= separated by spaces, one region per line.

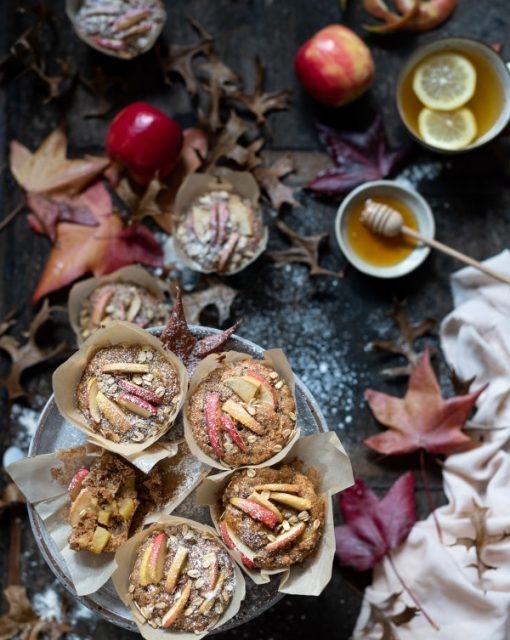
xmin=230 ymin=497 xmax=281 ymax=528
xmin=87 ymin=378 xmax=101 ymax=423
xmin=249 ymin=492 xmax=283 ymax=519
xmin=164 ymin=545 xmax=189 ymax=594
xmin=140 ymin=532 xmax=167 ymax=585
xmin=254 ymin=483 xmax=301 ymax=493
xmin=269 ymin=492 xmax=312 ymax=511
xmin=69 ymin=487 xmax=97 ymax=526
xmin=101 ymin=362 xmax=150 ymax=374
xmin=68 ymin=467 xmax=89 ymax=500
xmin=244 ymin=370 xmax=277 ymax=407
xmin=162 ymin=580 xmax=192 ymax=628
xmin=222 ymin=399 xmax=265 ymax=435
xmin=116 ymin=392 xmax=158 ymax=418
xmin=224 ymin=376 xmax=260 ymax=402
xmin=96 ymin=392 xmax=132 ymax=432
xmin=91 ymin=526 xmax=112 ymax=553
xmin=265 ymin=522 xmax=306 ymax=553
xmin=219 ymin=520 xmax=256 ymax=569
xmin=118 ymin=497 xmax=137 ymax=520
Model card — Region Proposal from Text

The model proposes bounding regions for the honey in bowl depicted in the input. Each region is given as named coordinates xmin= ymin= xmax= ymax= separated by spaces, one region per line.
xmin=345 ymin=195 xmax=418 ymax=267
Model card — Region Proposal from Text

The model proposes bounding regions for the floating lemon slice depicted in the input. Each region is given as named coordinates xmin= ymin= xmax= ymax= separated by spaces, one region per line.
xmin=413 ymin=53 xmax=477 ymax=111
xmin=418 ymin=107 xmax=477 ymax=150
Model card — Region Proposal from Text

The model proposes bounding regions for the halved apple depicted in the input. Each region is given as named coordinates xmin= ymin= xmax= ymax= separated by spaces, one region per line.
xmin=91 ymin=526 xmax=111 ymax=553
xmin=68 ymin=467 xmax=89 ymax=500
xmin=69 ymin=487 xmax=97 ymax=526
xmin=164 ymin=545 xmax=189 ymax=593
xmin=269 ymin=492 xmax=312 ymax=511
xmin=222 ymin=399 xmax=265 ymax=435
xmin=87 ymin=378 xmax=101 ymax=423
xmin=140 ymin=532 xmax=167 ymax=585
xmin=230 ymin=497 xmax=281 ymax=528
xmin=265 ymin=522 xmax=306 ymax=553
xmin=219 ymin=520 xmax=256 ymax=569
xmin=162 ymin=580 xmax=192 ymax=628
xmin=96 ymin=392 xmax=132 ymax=432
xmin=224 ymin=376 xmax=260 ymax=402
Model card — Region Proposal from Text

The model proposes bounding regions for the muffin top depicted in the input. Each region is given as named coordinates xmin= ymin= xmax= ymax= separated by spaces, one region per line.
xmin=175 ymin=189 xmax=265 ymax=273
xmin=129 ymin=523 xmax=236 ymax=633
xmin=76 ymin=343 xmax=182 ymax=444
xmin=78 ymin=282 xmax=168 ymax=342
xmin=187 ymin=358 xmax=297 ymax=466
xmin=218 ymin=464 xmax=325 ymax=570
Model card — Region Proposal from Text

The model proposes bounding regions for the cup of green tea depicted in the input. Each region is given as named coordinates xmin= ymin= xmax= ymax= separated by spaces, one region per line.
xmin=397 ymin=37 xmax=510 ymax=153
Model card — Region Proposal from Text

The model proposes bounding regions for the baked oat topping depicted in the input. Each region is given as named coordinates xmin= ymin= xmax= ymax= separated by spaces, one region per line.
xmin=175 ymin=190 xmax=265 ymax=273
xmin=187 ymin=358 xmax=296 ymax=466
xmin=76 ymin=344 xmax=181 ymax=444
xmin=129 ymin=524 xmax=236 ymax=632
xmin=66 ymin=452 xmax=164 ymax=554
xmin=218 ymin=464 xmax=325 ymax=570
xmin=78 ymin=282 xmax=168 ymax=342
xmin=74 ymin=0 xmax=166 ymax=58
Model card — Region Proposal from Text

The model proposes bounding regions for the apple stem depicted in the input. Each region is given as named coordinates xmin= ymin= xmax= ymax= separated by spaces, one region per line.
xmin=387 ymin=553 xmax=439 ymax=631
xmin=419 ymin=448 xmax=443 ymax=543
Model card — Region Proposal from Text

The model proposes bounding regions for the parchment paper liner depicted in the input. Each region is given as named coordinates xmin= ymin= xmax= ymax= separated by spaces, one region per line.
xmin=183 ymin=349 xmax=299 ymax=471
xmin=53 ymin=322 xmax=188 ymax=461
xmin=68 ymin=265 xmax=169 ymax=346
xmin=195 ymin=432 xmax=354 ymax=595
xmin=66 ymin=0 xmax=167 ymax=60
xmin=6 ymin=442 xmax=208 ymax=596
xmin=173 ymin=170 xmax=268 ymax=276
xmin=112 ymin=516 xmax=246 ymax=640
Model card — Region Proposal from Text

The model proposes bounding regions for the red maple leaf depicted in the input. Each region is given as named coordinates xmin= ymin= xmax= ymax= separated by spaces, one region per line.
xmin=335 ymin=472 xmax=416 ymax=571
xmin=364 ymin=349 xmax=485 ymax=456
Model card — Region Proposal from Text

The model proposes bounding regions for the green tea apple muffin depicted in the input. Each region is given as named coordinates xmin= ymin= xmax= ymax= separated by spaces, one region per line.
xmin=76 ymin=343 xmax=182 ymax=444
xmin=129 ymin=523 xmax=236 ymax=632
xmin=78 ymin=282 xmax=168 ymax=342
xmin=187 ymin=358 xmax=297 ymax=466
xmin=175 ymin=189 xmax=265 ymax=273
xmin=218 ymin=464 xmax=325 ymax=570
xmin=66 ymin=452 xmax=164 ymax=554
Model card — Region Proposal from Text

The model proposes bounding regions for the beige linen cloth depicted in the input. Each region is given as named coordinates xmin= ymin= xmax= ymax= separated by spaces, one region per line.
xmin=353 ymin=251 xmax=510 ymax=640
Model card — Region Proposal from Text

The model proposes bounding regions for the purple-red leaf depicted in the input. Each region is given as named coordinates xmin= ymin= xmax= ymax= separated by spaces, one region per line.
xmin=335 ymin=472 xmax=416 ymax=571
xmin=307 ymin=116 xmax=411 ymax=197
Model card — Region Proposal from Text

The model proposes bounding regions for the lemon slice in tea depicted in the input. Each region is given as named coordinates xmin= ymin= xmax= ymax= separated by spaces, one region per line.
xmin=413 ymin=53 xmax=477 ymax=111
xmin=418 ymin=107 xmax=477 ymax=150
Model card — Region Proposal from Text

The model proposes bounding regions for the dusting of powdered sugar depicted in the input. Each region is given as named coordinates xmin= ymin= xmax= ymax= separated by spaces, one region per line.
xmin=10 ymin=404 xmax=40 ymax=449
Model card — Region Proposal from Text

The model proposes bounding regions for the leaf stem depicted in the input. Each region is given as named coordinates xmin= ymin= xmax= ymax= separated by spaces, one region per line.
xmin=419 ymin=448 xmax=443 ymax=543
xmin=0 ymin=202 xmax=24 ymax=233
xmin=387 ymin=552 xmax=439 ymax=631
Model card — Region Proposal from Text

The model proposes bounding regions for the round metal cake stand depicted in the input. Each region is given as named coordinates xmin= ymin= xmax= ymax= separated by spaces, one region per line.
xmin=28 ymin=327 xmax=328 ymax=634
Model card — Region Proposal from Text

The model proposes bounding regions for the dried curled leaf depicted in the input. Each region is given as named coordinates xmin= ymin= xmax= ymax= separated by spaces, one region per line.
xmin=367 ymin=300 xmax=436 ymax=377
xmin=253 ymin=155 xmax=301 ymax=211
xmin=269 ymin=220 xmax=345 ymax=279
xmin=181 ymin=281 xmax=238 ymax=326
xmin=355 ymin=592 xmax=419 ymax=640
xmin=0 ymin=300 xmax=67 ymax=401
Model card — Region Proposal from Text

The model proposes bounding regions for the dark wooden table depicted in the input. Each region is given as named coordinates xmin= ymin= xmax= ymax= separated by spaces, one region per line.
xmin=1 ymin=1 xmax=509 ymax=638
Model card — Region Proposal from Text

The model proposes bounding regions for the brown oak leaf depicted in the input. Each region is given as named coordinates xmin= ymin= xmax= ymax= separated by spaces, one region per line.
xmin=0 ymin=300 xmax=67 ymax=401
xmin=230 ymin=56 xmax=292 ymax=124
xmin=29 ymin=56 xmax=76 ymax=104
xmin=160 ymin=289 xmax=240 ymax=373
xmin=448 ymin=366 xmax=476 ymax=396
xmin=204 ymin=110 xmax=251 ymax=170
xmin=452 ymin=500 xmax=510 ymax=587
xmin=181 ymin=281 xmax=238 ymax=326
xmin=355 ymin=592 xmax=419 ymax=640
xmin=367 ymin=300 xmax=436 ymax=377
xmin=365 ymin=349 xmax=485 ymax=456
xmin=10 ymin=126 xmax=110 ymax=195
xmin=199 ymin=57 xmax=242 ymax=132
xmin=269 ymin=220 xmax=345 ymax=279
xmin=253 ymin=155 xmax=301 ymax=210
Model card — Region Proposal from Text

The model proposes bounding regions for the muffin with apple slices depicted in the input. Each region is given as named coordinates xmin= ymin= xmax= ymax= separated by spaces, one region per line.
xmin=218 ymin=464 xmax=325 ymax=570
xmin=187 ymin=358 xmax=296 ymax=466
xmin=175 ymin=188 xmax=266 ymax=274
xmin=67 ymin=452 xmax=164 ymax=554
xmin=76 ymin=343 xmax=182 ymax=444
xmin=78 ymin=282 xmax=168 ymax=342
xmin=128 ymin=523 xmax=236 ymax=632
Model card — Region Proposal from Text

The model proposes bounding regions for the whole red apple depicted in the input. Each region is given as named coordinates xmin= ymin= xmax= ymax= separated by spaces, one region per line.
xmin=294 ymin=25 xmax=375 ymax=107
xmin=106 ymin=102 xmax=183 ymax=184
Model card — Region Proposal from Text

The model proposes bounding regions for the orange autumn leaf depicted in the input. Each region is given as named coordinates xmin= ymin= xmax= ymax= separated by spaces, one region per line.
xmin=364 ymin=349 xmax=486 ymax=456
xmin=32 ymin=215 xmax=163 ymax=302
xmin=10 ymin=126 xmax=110 ymax=195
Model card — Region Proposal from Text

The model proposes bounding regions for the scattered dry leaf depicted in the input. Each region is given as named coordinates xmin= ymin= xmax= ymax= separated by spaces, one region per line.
xmin=181 ymin=281 xmax=238 ymax=325
xmin=354 ymin=592 xmax=419 ymax=640
xmin=365 ymin=349 xmax=485 ymax=456
xmin=448 ymin=367 xmax=476 ymax=396
xmin=29 ymin=56 xmax=75 ymax=103
xmin=367 ymin=300 xmax=436 ymax=377
xmin=269 ymin=220 xmax=345 ymax=278
xmin=204 ymin=110 xmax=251 ymax=170
xmin=199 ymin=56 xmax=242 ymax=132
xmin=253 ymin=155 xmax=301 ymax=210
xmin=0 ymin=300 xmax=67 ymax=401
xmin=10 ymin=126 xmax=110 ymax=195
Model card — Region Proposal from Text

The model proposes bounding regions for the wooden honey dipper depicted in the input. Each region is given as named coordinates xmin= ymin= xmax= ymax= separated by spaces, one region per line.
xmin=361 ymin=198 xmax=510 ymax=285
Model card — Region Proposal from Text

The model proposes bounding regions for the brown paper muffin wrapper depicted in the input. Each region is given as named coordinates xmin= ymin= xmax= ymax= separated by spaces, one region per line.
xmin=66 ymin=0 xmax=167 ymax=60
xmin=183 ymin=349 xmax=299 ymax=471
xmin=6 ymin=442 xmax=207 ymax=596
xmin=195 ymin=431 xmax=354 ymax=595
xmin=112 ymin=516 xmax=246 ymax=640
xmin=173 ymin=170 xmax=268 ymax=276
xmin=68 ymin=265 xmax=169 ymax=346
xmin=53 ymin=322 xmax=188 ymax=459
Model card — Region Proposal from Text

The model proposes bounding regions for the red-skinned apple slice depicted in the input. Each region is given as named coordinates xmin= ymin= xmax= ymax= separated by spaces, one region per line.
xmin=69 ymin=487 xmax=97 ymax=525
xmin=223 ymin=376 xmax=260 ymax=402
xmin=96 ymin=391 xmax=132 ymax=432
xmin=162 ymin=580 xmax=193 ymax=628
xmin=219 ymin=520 xmax=256 ymax=569
xmin=265 ymin=522 xmax=306 ymax=553
xmin=199 ymin=571 xmax=226 ymax=614
xmin=116 ymin=392 xmax=158 ymax=417
xmin=230 ymin=497 xmax=281 ymax=528
xmin=118 ymin=379 xmax=163 ymax=405
xmin=87 ymin=377 xmax=101 ymax=423
xmin=269 ymin=492 xmax=312 ymax=511
xmin=244 ymin=370 xmax=277 ymax=407
xmin=140 ymin=532 xmax=167 ymax=585
xmin=203 ymin=552 xmax=219 ymax=591
xmin=222 ymin=399 xmax=265 ymax=435
xmin=68 ymin=467 xmax=89 ymax=500
xmin=205 ymin=393 xmax=223 ymax=459
xmin=90 ymin=286 xmax=114 ymax=325
xmin=164 ymin=545 xmax=189 ymax=593
xmin=221 ymin=414 xmax=247 ymax=451
xmin=249 ymin=492 xmax=283 ymax=519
